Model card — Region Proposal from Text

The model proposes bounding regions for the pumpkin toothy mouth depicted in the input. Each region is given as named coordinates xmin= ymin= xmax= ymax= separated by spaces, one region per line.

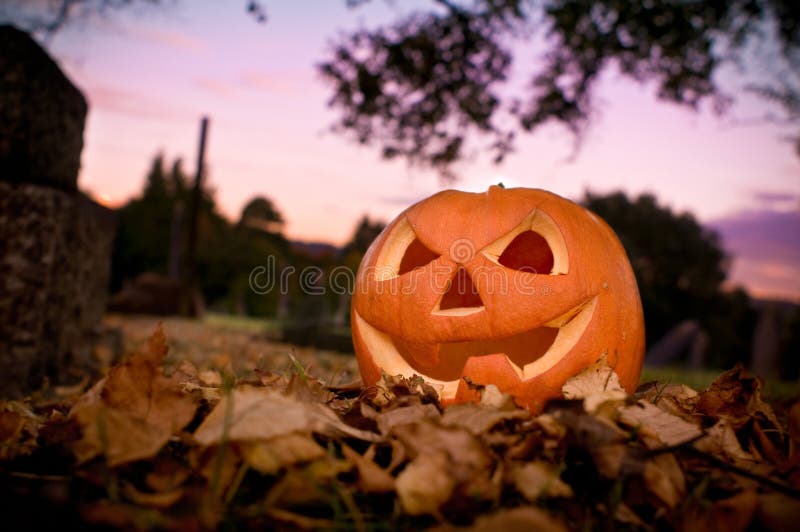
xmin=353 ymin=296 xmax=597 ymax=398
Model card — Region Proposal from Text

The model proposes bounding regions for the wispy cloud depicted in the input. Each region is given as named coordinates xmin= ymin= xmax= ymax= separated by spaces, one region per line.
xmin=709 ymin=208 xmax=800 ymax=300
xmin=751 ymin=189 xmax=799 ymax=211
xmin=126 ymin=25 xmax=207 ymax=53
xmin=195 ymin=78 xmax=237 ymax=99
xmin=86 ymin=84 xmax=191 ymax=119
xmin=239 ymin=70 xmax=306 ymax=94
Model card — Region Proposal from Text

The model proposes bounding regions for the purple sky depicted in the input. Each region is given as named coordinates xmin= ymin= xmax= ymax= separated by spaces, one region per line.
xmin=13 ymin=1 xmax=799 ymax=300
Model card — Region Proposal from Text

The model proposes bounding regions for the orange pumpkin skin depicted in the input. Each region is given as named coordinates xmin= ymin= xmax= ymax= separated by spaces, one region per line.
xmin=351 ymin=186 xmax=645 ymax=410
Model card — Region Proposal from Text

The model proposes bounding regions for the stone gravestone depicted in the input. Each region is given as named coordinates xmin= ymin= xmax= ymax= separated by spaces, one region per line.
xmin=0 ymin=25 xmax=116 ymax=398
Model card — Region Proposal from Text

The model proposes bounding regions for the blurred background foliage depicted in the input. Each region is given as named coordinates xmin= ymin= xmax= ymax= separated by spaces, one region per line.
xmin=108 ymin=156 xmax=798 ymax=378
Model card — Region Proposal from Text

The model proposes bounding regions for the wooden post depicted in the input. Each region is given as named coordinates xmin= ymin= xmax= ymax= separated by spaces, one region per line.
xmin=183 ymin=116 xmax=209 ymax=317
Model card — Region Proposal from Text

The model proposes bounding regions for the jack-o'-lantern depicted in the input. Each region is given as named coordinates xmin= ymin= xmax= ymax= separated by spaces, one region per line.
xmin=351 ymin=186 xmax=645 ymax=410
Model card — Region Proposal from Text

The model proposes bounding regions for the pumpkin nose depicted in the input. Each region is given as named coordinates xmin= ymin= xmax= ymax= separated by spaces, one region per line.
xmin=439 ymin=266 xmax=484 ymax=311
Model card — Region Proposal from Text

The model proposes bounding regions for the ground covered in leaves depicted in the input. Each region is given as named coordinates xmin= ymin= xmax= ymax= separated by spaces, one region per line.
xmin=2 ymin=326 xmax=800 ymax=531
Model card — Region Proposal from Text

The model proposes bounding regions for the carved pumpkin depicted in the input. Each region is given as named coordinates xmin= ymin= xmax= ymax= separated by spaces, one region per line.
xmin=351 ymin=186 xmax=645 ymax=410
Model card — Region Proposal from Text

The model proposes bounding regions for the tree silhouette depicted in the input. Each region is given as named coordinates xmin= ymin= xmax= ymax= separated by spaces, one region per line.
xmin=2 ymin=0 xmax=266 ymax=37
xmin=342 ymin=215 xmax=386 ymax=255
xmin=582 ymin=191 xmax=755 ymax=367
xmin=239 ymin=196 xmax=285 ymax=234
xmin=320 ymin=0 xmax=799 ymax=178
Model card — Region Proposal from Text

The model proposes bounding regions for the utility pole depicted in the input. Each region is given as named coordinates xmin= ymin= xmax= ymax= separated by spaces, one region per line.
xmin=183 ymin=116 xmax=209 ymax=317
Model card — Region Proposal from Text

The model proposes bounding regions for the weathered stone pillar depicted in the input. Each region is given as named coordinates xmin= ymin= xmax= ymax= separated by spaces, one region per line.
xmin=0 ymin=25 xmax=116 ymax=398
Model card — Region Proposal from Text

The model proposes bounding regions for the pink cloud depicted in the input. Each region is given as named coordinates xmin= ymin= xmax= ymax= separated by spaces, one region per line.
xmin=711 ymin=209 xmax=800 ymax=301
xmin=239 ymin=70 xmax=304 ymax=94
xmin=195 ymin=78 xmax=237 ymax=99
xmin=126 ymin=26 xmax=207 ymax=53
xmin=85 ymin=84 xmax=191 ymax=119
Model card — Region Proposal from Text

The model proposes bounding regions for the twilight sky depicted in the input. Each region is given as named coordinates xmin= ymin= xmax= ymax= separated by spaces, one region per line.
xmin=9 ymin=1 xmax=799 ymax=300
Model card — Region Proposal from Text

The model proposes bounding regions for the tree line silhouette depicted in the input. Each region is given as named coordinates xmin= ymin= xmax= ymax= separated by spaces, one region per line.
xmin=108 ymin=153 xmax=798 ymax=375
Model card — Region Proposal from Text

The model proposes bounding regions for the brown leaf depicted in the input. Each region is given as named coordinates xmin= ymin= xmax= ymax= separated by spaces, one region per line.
xmin=756 ymin=492 xmax=800 ymax=530
xmin=682 ymin=489 xmax=758 ymax=532
xmin=694 ymin=421 xmax=770 ymax=475
xmin=198 ymin=445 xmax=242 ymax=497
xmin=265 ymin=458 xmax=352 ymax=507
xmin=72 ymin=403 xmax=177 ymax=466
xmin=393 ymin=421 xmax=491 ymax=471
xmin=198 ymin=369 xmax=222 ymax=387
xmin=459 ymin=506 xmax=568 ymax=532
xmin=478 ymin=384 xmax=516 ymax=409
xmin=342 ymin=444 xmax=395 ymax=493
xmin=534 ymin=413 xmax=567 ymax=440
xmin=145 ymin=459 xmax=191 ymax=493
xmin=193 ymin=387 xmax=379 ymax=446
xmin=789 ymin=402 xmax=800 ymax=447
xmin=121 ymin=483 xmax=184 ymax=508
xmin=591 ymin=443 xmax=631 ymax=478
xmin=396 ymin=450 xmax=454 ymax=516
xmin=696 ymin=366 xmax=781 ymax=431
xmin=81 ymin=500 xmax=174 ymax=530
xmin=239 ymin=433 xmax=326 ymax=475
xmin=0 ymin=401 xmax=41 ymax=460
xmin=362 ymin=402 xmax=440 ymax=436
xmin=618 ymin=400 xmax=703 ymax=448
xmin=394 ymin=420 xmax=496 ymax=511
xmin=180 ymin=381 xmax=223 ymax=403
xmin=638 ymin=382 xmax=699 ymax=423
xmin=364 ymin=372 xmax=439 ymax=408
xmin=511 ymin=461 xmax=574 ymax=501
xmin=266 ymin=508 xmax=336 ymax=530
xmin=613 ymin=503 xmax=647 ymax=528
xmin=441 ymin=403 xmax=530 ymax=435
xmin=642 ymin=454 xmax=685 ymax=509
xmin=284 ymin=373 xmax=335 ymax=403
xmin=70 ymin=326 xmax=198 ymax=466
xmin=562 ymin=355 xmax=627 ymax=412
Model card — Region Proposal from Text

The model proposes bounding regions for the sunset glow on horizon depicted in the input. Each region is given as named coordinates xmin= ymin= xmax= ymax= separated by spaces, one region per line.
xmin=23 ymin=1 xmax=799 ymax=301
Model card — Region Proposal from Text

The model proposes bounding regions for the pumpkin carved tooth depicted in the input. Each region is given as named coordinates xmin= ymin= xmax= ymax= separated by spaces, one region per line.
xmin=351 ymin=186 xmax=645 ymax=410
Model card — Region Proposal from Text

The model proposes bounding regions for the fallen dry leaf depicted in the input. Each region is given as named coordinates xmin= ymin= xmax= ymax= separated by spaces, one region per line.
xmin=511 ymin=461 xmax=574 ymax=501
xmin=193 ymin=387 xmax=379 ymax=445
xmin=441 ymin=402 xmax=529 ymax=435
xmin=5 ymin=322 xmax=798 ymax=531
xmin=755 ymin=492 xmax=800 ymax=530
xmin=239 ymin=433 xmax=325 ymax=475
xmin=618 ymin=400 xmax=703 ymax=448
xmin=396 ymin=450 xmax=454 ymax=516
xmin=639 ymin=382 xmax=699 ymax=422
xmin=121 ymin=483 xmax=184 ymax=509
xmin=454 ymin=506 xmax=568 ymax=532
xmin=591 ymin=443 xmax=631 ymax=478
xmin=198 ymin=369 xmax=222 ymax=387
xmin=0 ymin=401 xmax=41 ymax=460
xmin=362 ymin=401 xmax=440 ymax=436
xmin=69 ymin=326 xmax=198 ymax=466
xmin=696 ymin=366 xmax=781 ymax=431
xmin=642 ymin=453 xmax=685 ymax=509
xmin=682 ymin=489 xmax=759 ymax=532
xmin=393 ymin=421 xmax=491 ymax=472
xmin=612 ymin=503 xmax=647 ymax=528
xmin=342 ymin=444 xmax=395 ymax=493
xmin=695 ymin=421 xmax=759 ymax=464
xmin=478 ymin=384 xmax=516 ymax=409
xmin=562 ymin=355 xmax=628 ymax=412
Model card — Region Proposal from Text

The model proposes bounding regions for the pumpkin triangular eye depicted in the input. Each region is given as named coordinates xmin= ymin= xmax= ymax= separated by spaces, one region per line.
xmin=398 ymin=238 xmax=439 ymax=275
xmin=498 ymin=231 xmax=554 ymax=274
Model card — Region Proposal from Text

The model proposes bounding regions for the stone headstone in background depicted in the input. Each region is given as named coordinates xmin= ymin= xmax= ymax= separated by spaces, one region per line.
xmin=0 ymin=25 xmax=87 ymax=191
xmin=0 ymin=25 xmax=116 ymax=398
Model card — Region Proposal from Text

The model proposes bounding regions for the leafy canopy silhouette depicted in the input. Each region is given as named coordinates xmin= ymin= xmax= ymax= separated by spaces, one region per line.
xmin=319 ymin=0 xmax=800 ymax=178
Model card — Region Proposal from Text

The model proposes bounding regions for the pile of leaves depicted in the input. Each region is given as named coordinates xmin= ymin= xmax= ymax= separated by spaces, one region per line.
xmin=1 ymin=326 xmax=799 ymax=530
